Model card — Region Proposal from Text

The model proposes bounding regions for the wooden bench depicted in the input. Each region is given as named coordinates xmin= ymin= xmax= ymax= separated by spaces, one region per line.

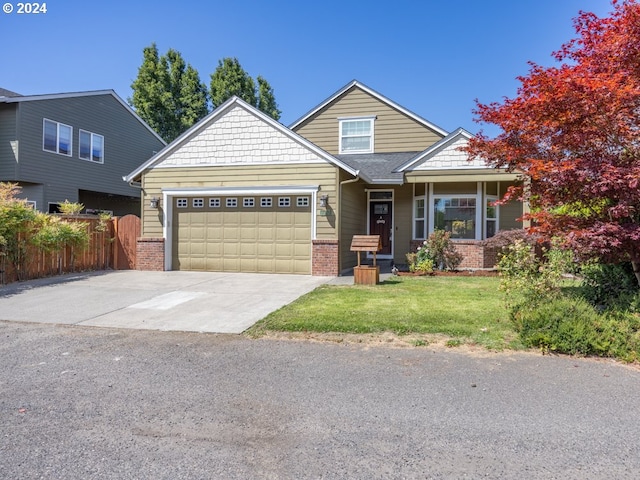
xmin=350 ymin=235 xmax=382 ymax=285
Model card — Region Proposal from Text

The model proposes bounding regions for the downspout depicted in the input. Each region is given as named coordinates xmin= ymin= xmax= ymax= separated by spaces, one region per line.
xmin=338 ymin=172 xmax=361 ymax=275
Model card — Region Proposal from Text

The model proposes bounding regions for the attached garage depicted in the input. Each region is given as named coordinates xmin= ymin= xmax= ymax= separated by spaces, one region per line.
xmin=171 ymin=193 xmax=312 ymax=274
xmin=125 ymin=96 xmax=359 ymax=276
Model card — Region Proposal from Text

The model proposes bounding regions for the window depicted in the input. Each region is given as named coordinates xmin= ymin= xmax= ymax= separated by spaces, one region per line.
xmin=296 ymin=197 xmax=309 ymax=207
xmin=339 ymin=117 xmax=374 ymax=154
xmin=226 ymin=198 xmax=237 ymax=208
xmin=43 ymin=119 xmax=72 ymax=156
xmin=433 ymin=197 xmax=476 ymax=239
xmin=486 ymin=196 xmax=498 ymax=238
xmin=243 ymin=198 xmax=255 ymax=208
xmin=79 ymin=130 xmax=104 ymax=163
xmin=209 ymin=198 xmax=221 ymax=208
xmin=177 ymin=198 xmax=188 ymax=208
xmin=414 ymin=198 xmax=425 ymax=239
xmin=193 ymin=198 xmax=204 ymax=208
xmin=261 ymin=197 xmax=272 ymax=207
xmin=278 ymin=197 xmax=291 ymax=207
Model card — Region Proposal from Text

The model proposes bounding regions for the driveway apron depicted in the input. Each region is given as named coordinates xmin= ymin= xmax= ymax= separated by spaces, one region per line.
xmin=0 ymin=271 xmax=333 ymax=333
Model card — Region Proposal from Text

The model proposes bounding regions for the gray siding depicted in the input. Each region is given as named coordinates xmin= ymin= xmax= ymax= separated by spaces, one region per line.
xmin=7 ymin=94 xmax=164 ymax=210
xmin=0 ymin=104 xmax=18 ymax=179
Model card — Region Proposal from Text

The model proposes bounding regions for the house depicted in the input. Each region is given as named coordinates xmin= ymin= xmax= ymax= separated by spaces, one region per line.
xmin=125 ymin=80 xmax=524 ymax=275
xmin=0 ymin=88 xmax=166 ymax=215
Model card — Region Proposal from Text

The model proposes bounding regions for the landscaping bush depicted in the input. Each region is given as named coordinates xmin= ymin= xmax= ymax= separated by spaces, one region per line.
xmin=579 ymin=261 xmax=638 ymax=309
xmin=407 ymin=230 xmax=462 ymax=272
xmin=515 ymin=295 xmax=640 ymax=360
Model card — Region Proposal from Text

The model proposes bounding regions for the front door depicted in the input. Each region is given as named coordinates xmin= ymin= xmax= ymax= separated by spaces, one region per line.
xmin=369 ymin=201 xmax=392 ymax=255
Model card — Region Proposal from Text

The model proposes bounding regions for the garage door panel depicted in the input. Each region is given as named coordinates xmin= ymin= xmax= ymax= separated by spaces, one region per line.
xmin=173 ymin=195 xmax=312 ymax=274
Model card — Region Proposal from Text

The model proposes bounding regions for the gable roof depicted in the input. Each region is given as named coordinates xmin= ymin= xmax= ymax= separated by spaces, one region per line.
xmin=0 ymin=87 xmax=21 ymax=98
xmin=0 ymin=89 xmax=166 ymax=145
xmin=394 ymin=127 xmax=478 ymax=172
xmin=124 ymin=96 xmax=362 ymax=183
xmin=289 ymin=79 xmax=449 ymax=137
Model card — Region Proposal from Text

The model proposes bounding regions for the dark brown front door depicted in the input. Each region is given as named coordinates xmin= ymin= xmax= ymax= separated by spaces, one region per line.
xmin=369 ymin=201 xmax=392 ymax=255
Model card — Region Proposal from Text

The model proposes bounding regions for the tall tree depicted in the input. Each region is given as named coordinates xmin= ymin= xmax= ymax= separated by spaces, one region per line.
xmin=466 ymin=0 xmax=640 ymax=285
xmin=210 ymin=58 xmax=281 ymax=120
xmin=129 ymin=44 xmax=208 ymax=143
xmin=256 ymin=75 xmax=281 ymax=121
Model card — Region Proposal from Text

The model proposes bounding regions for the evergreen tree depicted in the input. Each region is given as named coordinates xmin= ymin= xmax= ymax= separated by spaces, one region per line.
xmin=129 ymin=43 xmax=208 ymax=143
xmin=210 ymin=58 xmax=280 ymax=120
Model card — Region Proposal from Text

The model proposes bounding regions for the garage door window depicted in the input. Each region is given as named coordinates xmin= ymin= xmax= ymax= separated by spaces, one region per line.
xmin=226 ymin=198 xmax=237 ymax=208
xmin=261 ymin=197 xmax=272 ymax=207
xmin=193 ymin=198 xmax=204 ymax=208
xmin=177 ymin=198 xmax=188 ymax=208
xmin=297 ymin=197 xmax=309 ymax=207
xmin=209 ymin=198 xmax=221 ymax=208
xmin=243 ymin=198 xmax=255 ymax=207
xmin=279 ymin=197 xmax=291 ymax=207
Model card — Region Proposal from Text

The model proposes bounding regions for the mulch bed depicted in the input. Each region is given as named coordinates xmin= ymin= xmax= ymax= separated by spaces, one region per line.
xmin=397 ymin=269 xmax=498 ymax=277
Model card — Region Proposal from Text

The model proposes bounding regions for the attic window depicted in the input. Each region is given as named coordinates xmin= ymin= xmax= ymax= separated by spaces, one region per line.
xmin=339 ymin=116 xmax=375 ymax=154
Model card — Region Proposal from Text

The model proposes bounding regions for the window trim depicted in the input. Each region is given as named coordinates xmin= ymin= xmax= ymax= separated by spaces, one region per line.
xmin=413 ymin=196 xmax=426 ymax=240
xmin=431 ymin=194 xmax=479 ymax=240
xmin=43 ymin=118 xmax=73 ymax=156
xmin=79 ymin=129 xmax=105 ymax=164
xmin=338 ymin=116 xmax=375 ymax=154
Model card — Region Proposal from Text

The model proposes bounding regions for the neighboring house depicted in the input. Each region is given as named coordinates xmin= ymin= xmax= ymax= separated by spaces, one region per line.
xmin=0 ymin=88 xmax=165 ymax=215
xmin=125 ymin=80 xmax=524 ymax=275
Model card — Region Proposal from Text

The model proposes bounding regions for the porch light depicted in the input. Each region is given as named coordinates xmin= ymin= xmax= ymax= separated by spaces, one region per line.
xmin=150 ymin=196 xmax=160 ymax=208
xmin=319 ymin=194 xmax=329 ymax=208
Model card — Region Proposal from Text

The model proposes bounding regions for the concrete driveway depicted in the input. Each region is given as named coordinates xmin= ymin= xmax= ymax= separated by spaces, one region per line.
xmin=0 ymin=270 xmax=333 ymax=333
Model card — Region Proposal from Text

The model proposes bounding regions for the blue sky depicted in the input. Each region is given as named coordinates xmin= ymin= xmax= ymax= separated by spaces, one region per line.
xmin=1 ymin=0 xmax=613 ymax=136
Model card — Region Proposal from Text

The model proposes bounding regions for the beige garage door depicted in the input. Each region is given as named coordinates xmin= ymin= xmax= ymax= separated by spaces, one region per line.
xmin=173 ymin=195 xmax=312 ymax=274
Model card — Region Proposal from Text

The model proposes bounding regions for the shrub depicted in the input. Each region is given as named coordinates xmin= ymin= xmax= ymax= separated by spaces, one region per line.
xmin=579 ymin=261 xmax=638 ymax=309
xmin=424 ymin=229 xmax=462 ymax=271
xmin=515 ymin=296 xmax=640 ymax=360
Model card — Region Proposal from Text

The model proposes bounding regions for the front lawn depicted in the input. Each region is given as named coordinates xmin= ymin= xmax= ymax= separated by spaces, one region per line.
xmin=247 ymin=276 xmax=520 ymax=350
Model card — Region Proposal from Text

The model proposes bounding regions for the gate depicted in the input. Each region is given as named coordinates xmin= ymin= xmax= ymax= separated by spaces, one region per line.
xmin=114 ymin=214 xmax=141 ymax=270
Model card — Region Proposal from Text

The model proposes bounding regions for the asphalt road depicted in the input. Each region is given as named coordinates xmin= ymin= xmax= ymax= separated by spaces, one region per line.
xmin=1 ymin=321 xmax=639 ymax=479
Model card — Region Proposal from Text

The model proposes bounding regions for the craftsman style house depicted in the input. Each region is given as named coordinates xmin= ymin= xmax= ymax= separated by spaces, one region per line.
xmin=0 ymin=88 xmax=165 ymax=215
xmin=126 ymin=81 xmax=523 ymax=275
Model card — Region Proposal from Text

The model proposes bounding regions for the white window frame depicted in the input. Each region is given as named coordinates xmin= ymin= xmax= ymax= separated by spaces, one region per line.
xmin=338 ymin=116 xmax=375 ymax=154
xmin=226 ymin=198 xmax=237 ymax=208
xmin=278 ymin=197 xmax=291 ymax=207
xmin=192 ymin=198 xmax=204 ymax=208
xmin=243 ymin=197 xmax=255 ymax=208
xmin=79 ymin=129 xmax=104 ymax=164
xmin=176 ymin=198 xmax=188 ymax=208
xmin=431 ymin=194 xmax=479 ymax=240
xmin=413 ymin=196 xmax=426 ymax=240
xmin=486 ymin=195 xmax=499 ymax=238
xmin=209 ymin=198 xmax=221 ymax=208
xmin=261 ymin=197 xmax=272 ymax=208
xmin=43 ymin=118 xmax=72 ymax=156
xmin=296 ymin=196 xmax=309 ymax=207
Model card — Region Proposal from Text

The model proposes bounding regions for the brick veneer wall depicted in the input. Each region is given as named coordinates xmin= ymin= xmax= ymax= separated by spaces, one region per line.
xmin=409 ymin=239 xmax=498 ymax=269
xmin=312 ymin=239 xmax=339 ymax=276
xmin=136 ymin=237 xmax=165 ymax=271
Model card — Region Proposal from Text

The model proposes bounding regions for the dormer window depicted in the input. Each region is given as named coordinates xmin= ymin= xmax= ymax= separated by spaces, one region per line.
xmin=339 ymin=116 xmax=375 ymax=154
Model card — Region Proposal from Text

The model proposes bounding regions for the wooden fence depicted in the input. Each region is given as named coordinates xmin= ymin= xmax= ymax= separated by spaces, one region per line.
xmin=0 ymin=215 xmax=140 ymax=285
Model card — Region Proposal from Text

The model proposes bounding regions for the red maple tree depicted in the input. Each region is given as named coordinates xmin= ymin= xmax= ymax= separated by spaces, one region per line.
xmin=466 ymin=0 xmax=640 ymax=285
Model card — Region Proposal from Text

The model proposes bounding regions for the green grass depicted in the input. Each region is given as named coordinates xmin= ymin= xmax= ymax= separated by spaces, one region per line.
xmin=247 ymin=276 xmax=521 ymax=350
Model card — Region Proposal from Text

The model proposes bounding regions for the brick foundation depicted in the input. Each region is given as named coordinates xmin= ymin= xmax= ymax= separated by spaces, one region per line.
xmin=409 ymin=239 xmax=498 ymax=270
xmin=136 ymin=237 xmax=165 ymax=271
xmin=312 ymin=239 xmax=339 ymax=276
